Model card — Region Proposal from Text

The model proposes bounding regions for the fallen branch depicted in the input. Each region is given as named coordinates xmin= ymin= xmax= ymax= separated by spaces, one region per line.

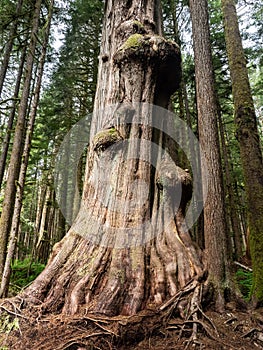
xmin=234 ymin=261 xmax=252 ymax=272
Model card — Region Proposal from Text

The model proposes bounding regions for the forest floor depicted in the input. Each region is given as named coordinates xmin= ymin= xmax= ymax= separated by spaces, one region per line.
xmin=1 ymin=304 xmax=263 ymax=350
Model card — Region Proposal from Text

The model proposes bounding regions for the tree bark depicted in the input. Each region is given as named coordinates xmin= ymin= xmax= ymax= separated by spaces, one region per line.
xmin=166 ymin=0 xmax=205 ymax=248
xmin=221 ymin=0 xmax=263 ymax=307
xmin=36 ymin=185 xmax=52 ymax=263
xmin=22 ymin=0 xmax=204 ymax=317
xmin=189 ymin=0 xmax=233 ymax=311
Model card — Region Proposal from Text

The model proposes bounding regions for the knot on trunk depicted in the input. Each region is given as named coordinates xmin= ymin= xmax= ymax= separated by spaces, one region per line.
xmin=113 ymin=34 xmax=181 ymax=95
xmin=114 ymin=34 xmax=180 ymax=64
xmin=92 ymin=128 xmax=123 ymax=153
xmin=156 ymin=158 xmax=192 ymax=204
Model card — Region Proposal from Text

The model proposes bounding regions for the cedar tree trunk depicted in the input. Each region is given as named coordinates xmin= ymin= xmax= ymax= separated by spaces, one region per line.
xmin=22 ymin=0 xmax=204 ymax=316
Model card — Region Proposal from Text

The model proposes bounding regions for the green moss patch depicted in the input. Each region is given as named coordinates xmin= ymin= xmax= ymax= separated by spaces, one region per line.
xmin=93 ymin=128 xmax=122 ymax=152
xmin=11 ymin=258 xmax=45 ymax=290
xmin=120 ymin=34 xmax=144 ymax=51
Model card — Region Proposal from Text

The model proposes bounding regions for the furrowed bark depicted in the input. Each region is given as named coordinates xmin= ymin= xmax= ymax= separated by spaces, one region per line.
xmin=22 ymin=0 xmax=204 ymax=317
xmin=221 ymin=0 xmax=263 ymax=307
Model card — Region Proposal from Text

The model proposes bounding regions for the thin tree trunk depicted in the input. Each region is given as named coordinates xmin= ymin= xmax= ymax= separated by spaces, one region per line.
xmin=0 ymin=44 xmax=27 ymax=189
xmin=0 ymin=0 xmax=54 ymax=297
xmin=45 ymin=197 xmax=55 ymax=262
xmin=221 ymin=0 xmax=263 ymax=306
xmin=30 ymin=182 xmax=46 ymax=262
xmin=0 ymin=0 xmax=43 ymax=275
xmin=34 ymin=185 xmax=46 ymax=241
xmin=36 ymin=185 xmax=51 ymax=262
xmin=218 ymin=112 xmax=243 ymax=259
xmin=189 ymin=0 xmax=233 ymax=311
xmin=168 ymin=0 xmax=204 ymax=247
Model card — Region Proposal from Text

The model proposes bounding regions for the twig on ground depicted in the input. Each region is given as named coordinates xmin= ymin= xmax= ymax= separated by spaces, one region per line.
xmin=242 ymin=328 xmax=261 ymax=338
xmin=224 ymin=316 xmax=238 ymax=324
xmin=0 ymin=304 xmax=28 ymax=319
xmin=196 ymin=304 xmax=219 ymax=335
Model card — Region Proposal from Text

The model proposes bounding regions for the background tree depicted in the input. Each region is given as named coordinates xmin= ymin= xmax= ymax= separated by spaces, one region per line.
xmin=189 ymin=0 xmax=234 ymax=312
xmin=0 ymin=0 xmax=103 ymax=268
xmin=0 ymin=0 xmax=30 ymax=188
xmin=0 ymin=0 xmax=54 ymax=298
xmin=221 ymin=0 xmax=263 ymax=306
xmin=0 ymin=0 xmax=43 ymax=275
xmin=0 ymin=0 xmax=23 ymax=97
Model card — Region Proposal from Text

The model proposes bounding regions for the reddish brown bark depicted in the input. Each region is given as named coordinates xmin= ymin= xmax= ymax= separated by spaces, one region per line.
xmin=22 ymin=0 xmax=204 ymax=317
xmin=189 ymin=0 xmax=234 ymax=311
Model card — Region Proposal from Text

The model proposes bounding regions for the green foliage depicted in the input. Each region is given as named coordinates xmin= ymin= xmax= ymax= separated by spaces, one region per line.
xmin=0 ymin=0 xmax=17 ymax=32
xmin=0 ymin=312 xmax=19 ymax=349
xmin=10 ymin=258 xmax=45 ymax=289
xmin=236 ymin=268 xmax=253 ymax=300
xmin=0 ymin=313 xmax=19 ymax=334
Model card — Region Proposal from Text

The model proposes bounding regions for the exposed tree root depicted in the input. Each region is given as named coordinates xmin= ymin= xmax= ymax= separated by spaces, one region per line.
xmin=1 ymin=283 xmax=262 ymax=350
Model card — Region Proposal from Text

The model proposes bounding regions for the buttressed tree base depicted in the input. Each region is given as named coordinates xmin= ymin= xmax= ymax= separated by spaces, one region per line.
xmin=0 ymin=1 xmax=261 ymax=349
xmin=19 ymin=0 xmax=205 ymax=317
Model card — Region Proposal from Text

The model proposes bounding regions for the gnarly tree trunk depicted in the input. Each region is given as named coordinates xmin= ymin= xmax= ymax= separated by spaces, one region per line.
xmin=221 ymin=0 xmax=263 ymax=307
xmin=189 ymin=0 xmax=234 ymax=312
xmin=22 ymin=0 xmax=204 ymax=317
